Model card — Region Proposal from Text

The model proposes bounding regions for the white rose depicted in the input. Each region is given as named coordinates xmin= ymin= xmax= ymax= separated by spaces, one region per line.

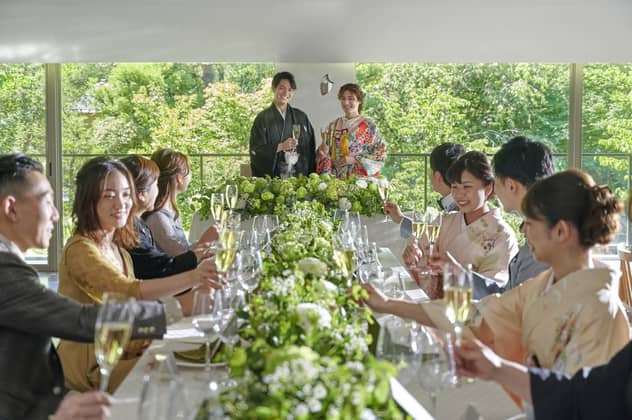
xmin=294 ymin=403 xmax=309 ymax=417
xmin=318 ymin=182 xmax=328 ymax=191
xmin=297 ymin=257 xmax=328 ymax=277
xmin=355 ymin=179 xmax=368 ymax=189
xmin=296 ymin=303 xmax=332 ymax=332
xmin=338 ymin=197 xmax=352 ymax=210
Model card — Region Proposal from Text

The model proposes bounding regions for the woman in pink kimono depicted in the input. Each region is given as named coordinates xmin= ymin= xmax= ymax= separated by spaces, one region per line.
xmin=316 ymin=83 xmax=386 ymax=178
xmin=405 ymin=151 xmax=519 ymax=289
xmin=362 ymin=169 xmax=629 ymax=389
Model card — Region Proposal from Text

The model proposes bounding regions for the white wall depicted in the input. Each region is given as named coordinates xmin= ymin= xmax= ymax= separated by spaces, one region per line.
xmin=277 ymin=63 xmax=356 ymax=144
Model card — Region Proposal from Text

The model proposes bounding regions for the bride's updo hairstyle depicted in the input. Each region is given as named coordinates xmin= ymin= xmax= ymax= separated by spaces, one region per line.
xmin=522 ymin=169 xmax=623 ymax=248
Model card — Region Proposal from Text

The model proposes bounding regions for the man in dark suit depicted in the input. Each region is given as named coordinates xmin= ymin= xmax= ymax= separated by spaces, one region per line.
xmin=0 ymin=154 xmax=174 ymax=420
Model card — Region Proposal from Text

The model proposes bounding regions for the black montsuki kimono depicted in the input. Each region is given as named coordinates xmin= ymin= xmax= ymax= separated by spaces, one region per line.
xmin=249 ymin=103 xmax=316 ymax=178
xmin=530 ymin=339 xmax=632 ymax=420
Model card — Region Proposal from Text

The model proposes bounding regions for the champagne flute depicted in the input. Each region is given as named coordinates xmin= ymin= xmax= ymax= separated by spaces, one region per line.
xmin=94 ymin=293 xmax=135 ymax=392
xmin=377 ymin=179 xmax=389 ymax=222
xmin=225 ymin=184 xmax=239 ymax=211
xmin=425 ymin=207 xmax=442 ymax=258
xmin=292 ymin=124 xmax=301 ymax=149
xmin=411 ymin=206 xmax=426 ymax=246
xmin=209 ymin=193 xmax=224 ymax=225
xmin=216 ymin=230 xmax=242 ymax=283
xmin=238 ymin=248 xmax=263 ymax=294
xmin=444 ymin=264 xmax=473 ymax=346
xmin=333 ymin=229 xmax=356 ymax=287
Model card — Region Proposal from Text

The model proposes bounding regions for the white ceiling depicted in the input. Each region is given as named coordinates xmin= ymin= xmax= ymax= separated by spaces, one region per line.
xmin=1 ymin=0 xmax=632 ymax=63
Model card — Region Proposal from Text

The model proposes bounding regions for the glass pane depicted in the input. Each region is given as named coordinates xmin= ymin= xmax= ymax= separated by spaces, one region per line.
xmin=0 ymin=64 xmax=48 ymax=266
xmin=357 ymin=63 xmax=570 ymax=214
xmin=583 ymin=64 xmax=632 ymax=249
xmin=61 ymin=63 xmax=273 ymax=241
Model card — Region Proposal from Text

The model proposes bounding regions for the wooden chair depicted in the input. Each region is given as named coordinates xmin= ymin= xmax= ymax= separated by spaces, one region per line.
xmin=618 ymin=245 xmax=632 ymax=308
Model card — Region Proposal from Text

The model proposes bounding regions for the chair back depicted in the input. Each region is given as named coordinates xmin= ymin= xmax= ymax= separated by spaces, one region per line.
xmin=618 ymin=245 xmax=632 ymax=308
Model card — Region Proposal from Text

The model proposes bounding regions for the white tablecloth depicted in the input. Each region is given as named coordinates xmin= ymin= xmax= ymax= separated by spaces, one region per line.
xmin=113 ymin=235 xmax=520 ymax=419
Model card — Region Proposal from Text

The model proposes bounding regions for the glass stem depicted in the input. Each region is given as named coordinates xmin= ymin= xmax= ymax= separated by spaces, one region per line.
xmin=430 ymin=392 xmax=437 ymax=416
xmin=204 ymin=338 xmax=212 ymax=375
xmin=99 ymin=368 xmax=110 ymax=392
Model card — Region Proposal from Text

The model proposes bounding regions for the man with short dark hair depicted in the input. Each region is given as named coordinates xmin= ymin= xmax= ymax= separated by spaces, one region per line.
xmin=472 ymin=136 xmax=554 ymax=297
xmin=385 ymin=142 xmax=465 ymax=238
xmin=0 ymin=154 xmax=171 ymax=420
xmin=249 ymin=71 xmax=316 ymax=178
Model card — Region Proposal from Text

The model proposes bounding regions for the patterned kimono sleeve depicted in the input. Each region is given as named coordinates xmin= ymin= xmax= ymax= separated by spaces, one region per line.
xmin=476 ymin=228 xmax=519 ymax=286
xmin=316 ymin=147 xmax=332 ymax=174
xmin=355 ymin=119 xmax=386 ymax=177
xmin=64 ymin=240 xmax=140 ymax=301
xmin=476 ymin=285 xmax=528 ymax=365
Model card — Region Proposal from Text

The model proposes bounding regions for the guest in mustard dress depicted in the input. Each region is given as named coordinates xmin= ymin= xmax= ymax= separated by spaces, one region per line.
xmin=316 ymin=83 xmax=386 ymax=178
xmin=57 ymin=157 xmax=220 ymax=393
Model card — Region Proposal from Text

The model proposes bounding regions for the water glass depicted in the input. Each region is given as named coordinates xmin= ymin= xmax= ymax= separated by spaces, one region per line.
xmin=138 ymin=352 xmax=188 ymax=420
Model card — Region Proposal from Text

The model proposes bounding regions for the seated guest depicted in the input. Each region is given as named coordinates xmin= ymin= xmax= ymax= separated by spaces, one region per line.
xmin=249 ymin=71 xmax=316 ymax=178
xmin=121 ymin=155 xmax=217 ymax=279
xmin=405 ymin=151 xmax=519 ymax=286
xmin=472 ymin=136 xmax=554 ymax=298
xmin=57 ymin=157 xmax=220 ymax=393
xmin=384 ymin=142 xmax=464 ymax=239
xmin=0 ymin=154 xmax=170 ymax=420
xmin=144 ymin=148 xmax=196 ymax=256
xmin=362 ymin=169 xmax=630 ymax=382
xmin=455 ymin=190 xmax=632 ymax=420
xmin=316 ymin=83 xmax=386 ymax=178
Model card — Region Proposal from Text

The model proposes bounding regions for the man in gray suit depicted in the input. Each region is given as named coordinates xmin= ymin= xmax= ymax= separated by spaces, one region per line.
xmin=472 ymin=136 xmax=554 ymax=298
xmin=0 ymin=154 xmax=175 ymax=420
xmin=385 ymin=142 xmax=465 ymax=238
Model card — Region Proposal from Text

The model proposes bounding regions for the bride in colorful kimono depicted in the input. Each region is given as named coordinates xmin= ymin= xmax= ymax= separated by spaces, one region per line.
xmin=404 ymin=151 xmax=519 ymax=291
xmin=316 ymin=83 xmax=386 ymax=178
xmin=362 ymin=169 xmax=630 ymax=385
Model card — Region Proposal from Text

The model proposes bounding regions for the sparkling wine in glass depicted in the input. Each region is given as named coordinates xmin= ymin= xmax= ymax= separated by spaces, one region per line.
xmin=333 ymin=230 xmax=356 ymax=287
xmin=210 ymin=193 xmax=224 ymax=225
xmin=444 ymin=264 xmax=473 ymax=346
xmin=94 ymin=293 xmax=135 ymax=392
xmin=411 ymin=206 xmax=426 ymax=246
xmin=225 ymin=184 xmax=238 ymax=211
xmin=292 ymin=124 xmax=301 ymax=145
xmin=377 ymin=179 xmax=389 ymax=222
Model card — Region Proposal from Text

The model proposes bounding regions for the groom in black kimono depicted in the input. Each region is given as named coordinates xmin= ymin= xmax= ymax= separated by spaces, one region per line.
xmin=249 ymin=71 xmax=316 ymax=178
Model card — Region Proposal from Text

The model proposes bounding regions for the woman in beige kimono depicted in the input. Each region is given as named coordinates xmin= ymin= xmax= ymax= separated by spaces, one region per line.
xmin=363 ymin=169 xmax=629 ymax=382
xmin=405 ymin=151 xmax=519 ymax=289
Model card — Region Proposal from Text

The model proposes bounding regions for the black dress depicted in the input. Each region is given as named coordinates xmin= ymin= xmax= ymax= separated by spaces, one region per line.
xmin=249 ymin=103 xmax=316 ymax=178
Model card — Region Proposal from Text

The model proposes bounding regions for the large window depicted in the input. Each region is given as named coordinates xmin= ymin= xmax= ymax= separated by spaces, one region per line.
xmin=60 ymin=63 xmax=274 ymax=242
xmin=582 ymin=64 xmax=632 ymax=247
xmin=357 ymin=63 xmax=570 ymax=211
xmin=0 ymin=64 xmax=49 ymax=266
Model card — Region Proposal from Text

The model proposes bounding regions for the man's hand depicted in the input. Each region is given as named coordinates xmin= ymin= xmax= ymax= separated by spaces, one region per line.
xmin=52 ymin=391 xmax=111 ymax=420
xmin=383 ymin=202 xmax=404 ymax=223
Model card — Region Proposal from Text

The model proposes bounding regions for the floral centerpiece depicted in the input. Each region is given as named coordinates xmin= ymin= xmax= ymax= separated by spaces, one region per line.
xmin=191 ymin=173 xmax=387 ymax=218
xmin=205 ymin=201 xmax=405 ymax=419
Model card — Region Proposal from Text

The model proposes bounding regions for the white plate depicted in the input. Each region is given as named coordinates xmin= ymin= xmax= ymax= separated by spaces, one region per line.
xmin=174 ymin=360 xmax=226 ymax=369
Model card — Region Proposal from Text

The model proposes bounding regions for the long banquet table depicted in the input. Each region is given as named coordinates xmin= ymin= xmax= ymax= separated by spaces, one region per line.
xmin=111 ymin=216 xmax=521 ymax=419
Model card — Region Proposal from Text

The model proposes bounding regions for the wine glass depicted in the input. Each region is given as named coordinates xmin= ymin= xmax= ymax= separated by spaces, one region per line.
xmin=377 ymin=179 xmax=389 ymax=221
xmin=250 ymin=215 xmax=269 ymax=252
xmin=411 ymin=206 xmax=426 ymax=244
xmin=94 ymin=292 xmax=135 ymax=392
xmin=333 ymin=229 xmax=356 ymax=287
xmin=444 ymin=264 xmax=473 ymax=346
xmin=417 ymin=327 xmax=456 ymax=416
xmin=191 ymin=289 xmax=219 ymax=377
xmin=265 ymin=214 xmax=280 ymax=233
xmin=291 ymin=123 xmax=301 ymax=146
xmin=209 ymin=193 xmax=224 ymax=225
xmin=238 ymin=248 xmax=263 ymax=294
xmin=138 ymin=352 xmax=188 ymax=420
xmin=216 ymin=230 xmax=242 ymax=283
xmin=425 ymin=207 xmax=442 ymax=257
xmin=225 ymin=184 xmax=239 ymax=211
xmin=333 ymin=209 xmax=349 ymax=232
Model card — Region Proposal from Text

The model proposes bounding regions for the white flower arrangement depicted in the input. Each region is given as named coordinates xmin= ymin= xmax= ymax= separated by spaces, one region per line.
xmin=296 ymin=302 xmax=332 ymax=332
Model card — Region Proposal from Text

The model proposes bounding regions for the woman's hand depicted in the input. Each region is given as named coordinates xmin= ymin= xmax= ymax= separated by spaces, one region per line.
xmin=335 ymin=155 xmax=354 ymax=169
xmin=192 ymin=241 xmax=213 ymax=262
xmin=52 ymin=391 xmax=111 ymax=420
xmin=192 ymin=258 xmax=222 ymax=289
xmin=383 ymin=202 xmax=404 ymax=223
xmin=317 ymin=142 xmax=329 ymax=156
xmin=455 ymin=339 xmax=503 ymax=381
xmin=277 ymin=137 xmax=298 ymax=152
xmin=359 ymin=283 xmax=391 ymax=313
xmin=403 ymin=242 xmax=422 ymax=267
xmin=197 ymin=224 xmax=219 ymax=246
